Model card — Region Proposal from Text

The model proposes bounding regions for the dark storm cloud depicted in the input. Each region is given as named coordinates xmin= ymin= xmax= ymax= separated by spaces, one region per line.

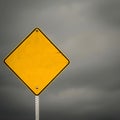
xmin=0 ymin=86 xmax=34 ymax=120
xmin=53 ymin=62 xmax=120 ymax=92
xmin=92 ymin=0 xmax=120 ymax=28
xmin=1 ymin=0 xmax=120 ymax=120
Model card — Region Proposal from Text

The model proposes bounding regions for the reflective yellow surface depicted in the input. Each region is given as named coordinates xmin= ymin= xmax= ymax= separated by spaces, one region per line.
xmin=4 ymin=28 xmax=69 ymax=95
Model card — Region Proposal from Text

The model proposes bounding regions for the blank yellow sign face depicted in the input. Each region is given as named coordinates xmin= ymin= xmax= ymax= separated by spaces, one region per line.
xmin=4 ymin=28 xmax=69 ymax=95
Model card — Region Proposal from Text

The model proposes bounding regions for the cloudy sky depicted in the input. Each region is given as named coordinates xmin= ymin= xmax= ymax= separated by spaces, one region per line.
xmin=1 ymin=0 xmax=120 ymax=120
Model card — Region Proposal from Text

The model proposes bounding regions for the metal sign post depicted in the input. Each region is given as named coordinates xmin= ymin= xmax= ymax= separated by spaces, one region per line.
xmin=35 ymin=96 xmax=39 ymax=120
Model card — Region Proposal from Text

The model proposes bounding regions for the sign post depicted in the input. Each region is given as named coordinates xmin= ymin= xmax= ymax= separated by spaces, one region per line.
xmin=4 ymin=28 xmax=70 ymax=119
xmin=35 ymin=96 xmax=39 ymax=120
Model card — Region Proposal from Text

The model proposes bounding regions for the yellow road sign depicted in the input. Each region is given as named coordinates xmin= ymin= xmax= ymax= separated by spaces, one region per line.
xmin=4 ymin=28 xmax=70 ymax=95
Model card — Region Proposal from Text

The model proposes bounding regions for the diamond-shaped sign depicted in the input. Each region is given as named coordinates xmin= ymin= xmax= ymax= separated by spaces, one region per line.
xmin=4 ymin=28 xmax=70 ymax=95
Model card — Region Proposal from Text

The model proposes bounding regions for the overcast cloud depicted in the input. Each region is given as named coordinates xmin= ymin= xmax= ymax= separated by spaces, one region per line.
xmin=0 ymin=0 xmax=120 ymax=120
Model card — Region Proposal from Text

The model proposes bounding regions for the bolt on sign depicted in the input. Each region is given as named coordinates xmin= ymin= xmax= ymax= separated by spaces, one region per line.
xmin=4 ymin=28 xmax=70 ymax=95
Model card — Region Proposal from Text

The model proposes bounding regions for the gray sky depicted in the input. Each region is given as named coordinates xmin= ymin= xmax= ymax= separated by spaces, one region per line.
xmin=1 ymin=0 xmax=120 ymax=120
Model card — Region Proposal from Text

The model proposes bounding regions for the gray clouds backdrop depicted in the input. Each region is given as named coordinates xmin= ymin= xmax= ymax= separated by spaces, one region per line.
xmin=1 ymin=0 xmax=120 ymax=120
